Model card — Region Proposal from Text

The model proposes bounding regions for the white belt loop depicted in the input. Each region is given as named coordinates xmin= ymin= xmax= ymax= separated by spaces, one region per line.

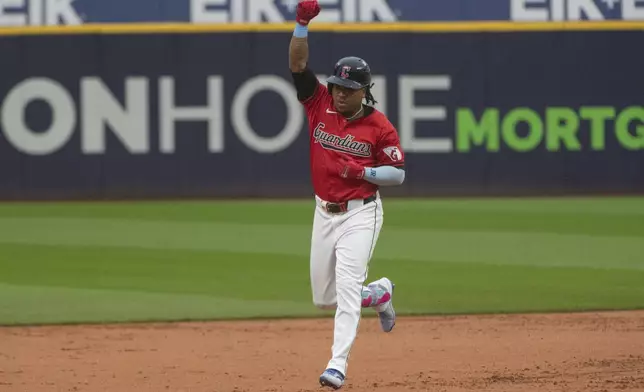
xmin=315 ymin=195 xmax=326 ymax=210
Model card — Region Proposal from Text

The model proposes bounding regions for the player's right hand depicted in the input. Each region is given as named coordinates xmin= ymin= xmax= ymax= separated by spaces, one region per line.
xmin=296 ymin=0 xmax=321 ymax=26
xmin=338 ymin=155 xmax=365 ymax=180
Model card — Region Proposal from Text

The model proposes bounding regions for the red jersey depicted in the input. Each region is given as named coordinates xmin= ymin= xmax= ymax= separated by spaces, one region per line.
xmin=299 ymin=77 xmax=405 ymax=203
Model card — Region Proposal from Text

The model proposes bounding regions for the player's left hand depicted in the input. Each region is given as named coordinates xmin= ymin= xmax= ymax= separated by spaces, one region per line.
xmin=338 ymin=155 xmax=365 ymax=179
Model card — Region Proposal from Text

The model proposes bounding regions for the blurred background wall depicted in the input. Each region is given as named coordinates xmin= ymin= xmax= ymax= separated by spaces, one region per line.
xmin=0 ymin=0 xmax=642 ymax=200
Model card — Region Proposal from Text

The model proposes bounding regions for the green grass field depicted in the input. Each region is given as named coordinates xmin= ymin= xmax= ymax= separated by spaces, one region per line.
xmin=0 ymin=196 xmax=643 ymax=326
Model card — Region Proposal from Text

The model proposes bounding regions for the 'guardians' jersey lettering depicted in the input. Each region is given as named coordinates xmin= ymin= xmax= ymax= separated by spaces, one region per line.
xmin=313 ymin=122 xmax=372 ymax=157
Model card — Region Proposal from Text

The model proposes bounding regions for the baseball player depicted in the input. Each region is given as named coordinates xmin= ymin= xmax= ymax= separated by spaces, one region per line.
xmin=288 ymin=1 xmax=406 ymax=389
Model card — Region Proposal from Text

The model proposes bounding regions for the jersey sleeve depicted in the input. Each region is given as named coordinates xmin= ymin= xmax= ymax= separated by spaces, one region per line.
xmin=375 ymin=124 xmax=405 ymax=168
xmin=291 ymin=67 xmax=329 ymax=115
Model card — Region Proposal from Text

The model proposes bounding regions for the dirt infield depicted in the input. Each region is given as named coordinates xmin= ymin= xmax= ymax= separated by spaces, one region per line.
xmin=2 ymin=310 xmax=644 ymax=392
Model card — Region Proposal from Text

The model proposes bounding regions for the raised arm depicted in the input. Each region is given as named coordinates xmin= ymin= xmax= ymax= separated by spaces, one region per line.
xmin=289 ymin=0 xmax=320 ymax=73
xmin=289 ymin=29 xmax=308 ymax=73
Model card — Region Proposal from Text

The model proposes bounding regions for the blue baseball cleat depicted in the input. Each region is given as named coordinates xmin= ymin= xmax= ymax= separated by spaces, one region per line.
xmin=319 ymin=368 xmax=345 ymax=389
xmin=369 ymin=277 xmax=396 ymax=333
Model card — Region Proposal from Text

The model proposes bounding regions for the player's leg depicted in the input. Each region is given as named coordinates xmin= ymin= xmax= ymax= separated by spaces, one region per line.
xmin=324 ymin=199 xmax=384 ymax=378
xmin=357 ymin=199 xmax=396 ymax=332
xmin=310 ymin=203 xmax=338 ymax=309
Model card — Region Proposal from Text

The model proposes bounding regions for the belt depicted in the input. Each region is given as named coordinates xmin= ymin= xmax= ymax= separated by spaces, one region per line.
xmin=318 ymin=194 xmax=377 ymax=215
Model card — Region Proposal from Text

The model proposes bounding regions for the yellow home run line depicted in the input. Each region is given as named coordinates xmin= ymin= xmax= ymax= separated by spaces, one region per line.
xmin=0 ymin=21 xmax=643 ymax=36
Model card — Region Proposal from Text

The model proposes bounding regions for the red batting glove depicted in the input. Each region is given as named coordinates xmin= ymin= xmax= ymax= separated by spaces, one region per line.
xmin=339 ymin=156 xmax=365 ymax=180
xmin=296 ymin=0 xmax=320 ymax=26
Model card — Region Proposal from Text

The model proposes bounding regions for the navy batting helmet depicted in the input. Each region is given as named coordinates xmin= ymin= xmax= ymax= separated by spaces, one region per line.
xmin=326 ymin=56 xmax=372 ymax=90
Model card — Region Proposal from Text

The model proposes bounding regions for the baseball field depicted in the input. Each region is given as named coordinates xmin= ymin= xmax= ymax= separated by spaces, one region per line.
xmin=1 ymin=196 xmax=643 ymax=391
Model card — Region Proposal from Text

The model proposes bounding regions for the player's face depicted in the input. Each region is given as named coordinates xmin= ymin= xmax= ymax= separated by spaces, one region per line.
xmin=331 ymin=85 xmax=365 ymax=115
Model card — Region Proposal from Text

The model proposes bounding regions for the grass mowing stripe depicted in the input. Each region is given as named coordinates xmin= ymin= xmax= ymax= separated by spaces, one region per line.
xmin=0 ymin=283 xmax=320 ymax=326
xmin=1 ymin=243 xmax=644 ymax=325
xmin=382 ymin=197 xmax=644 ymax=215
xmin=0 ymin=217 xmax=310 ymax=255
xmin=0 ymin=245 xmax=312 ymax=301
xmin=0 ymin=197 xmax=644 ymax=236
xmin=0 ymin=217 xmax=641 ymax=270
xmin=0 ymin=197 xmax=643 ymax=214
xmin=382 ymin=209 xmax=644 ymax=236
xmin=0 ymin=200 xmax=314 ymax=225
xmin=374 ymin=256 xmax=644 ymax=316
xmin=377 ymin=227 xmax=644 ymax=270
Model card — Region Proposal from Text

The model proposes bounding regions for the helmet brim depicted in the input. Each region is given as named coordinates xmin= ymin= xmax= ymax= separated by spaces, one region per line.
xmin=326 ymin=76 xmax=365 ymax=90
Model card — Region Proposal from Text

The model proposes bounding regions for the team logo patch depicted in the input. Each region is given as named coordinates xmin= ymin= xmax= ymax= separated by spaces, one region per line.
xmin=382 ymin=146 xmax=402 ymax=162
xmin=340 ymin=65 xmax=351 ymax=79
xmin=313 ymin=122 xmax=372 ymax=157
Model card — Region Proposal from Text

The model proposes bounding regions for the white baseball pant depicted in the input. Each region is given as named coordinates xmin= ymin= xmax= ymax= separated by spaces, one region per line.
xmin=309 ymin=192 xmax=388 ymax=376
